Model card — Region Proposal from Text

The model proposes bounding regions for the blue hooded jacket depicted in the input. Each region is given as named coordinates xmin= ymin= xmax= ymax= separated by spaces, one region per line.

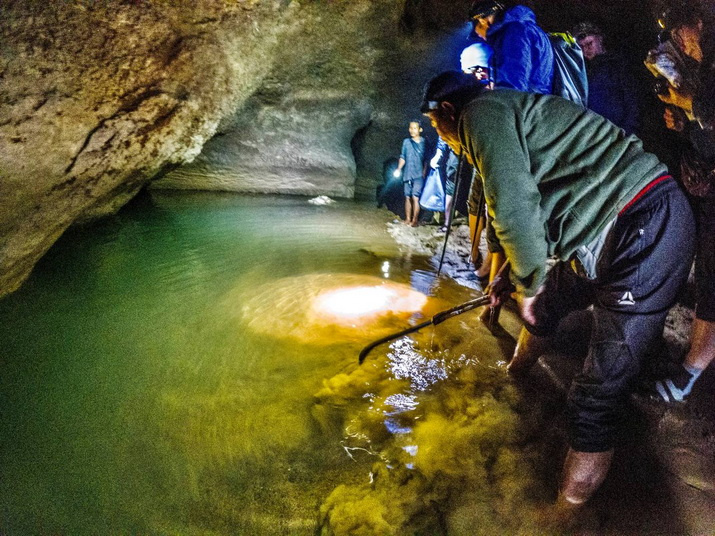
xmin=486 ymin=5 xmax=553 ymax=94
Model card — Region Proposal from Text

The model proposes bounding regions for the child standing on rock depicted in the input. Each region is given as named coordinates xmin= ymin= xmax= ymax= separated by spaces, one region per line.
xmin=394 ymin=120 xmax=427 ymax=227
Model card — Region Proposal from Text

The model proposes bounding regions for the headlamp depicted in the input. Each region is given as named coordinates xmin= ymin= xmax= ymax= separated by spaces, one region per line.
xmin=421 ymin=101 xmax=440 ymax=113
xmin=468 ymin=1 xmax=504 ymax=21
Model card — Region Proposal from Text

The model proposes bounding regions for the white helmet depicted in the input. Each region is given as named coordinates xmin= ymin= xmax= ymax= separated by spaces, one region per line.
xmin=460 ymin=42 xmax=493 ymax=72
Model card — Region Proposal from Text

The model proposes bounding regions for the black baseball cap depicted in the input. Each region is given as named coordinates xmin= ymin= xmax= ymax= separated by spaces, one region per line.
xmin=420 ymin=71 xmax=484 ymax=113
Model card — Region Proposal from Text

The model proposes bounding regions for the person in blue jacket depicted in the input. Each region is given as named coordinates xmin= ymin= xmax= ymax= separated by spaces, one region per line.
xmin=469 ymin=1 xmax=553 ymax=94
xmin=467 ymin=1 xmax=554 ymax=295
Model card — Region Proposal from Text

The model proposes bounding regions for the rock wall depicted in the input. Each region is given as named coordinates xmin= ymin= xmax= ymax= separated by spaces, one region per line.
xmin=151 ymin=0 xmax=471 ymax=197
xmin=0 ymin=0 xmax=297 ymax=297
xmin=0 ymin=0 xmax=472 ymax=298
xmin=0 ymin=0 xmax=664 ymax=298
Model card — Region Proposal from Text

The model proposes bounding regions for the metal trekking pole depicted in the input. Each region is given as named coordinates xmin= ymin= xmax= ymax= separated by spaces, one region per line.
xmin=436 ymin=150 xmax=466 ymax=277
xmin=358 ymin=295 xmax=491 ymax=364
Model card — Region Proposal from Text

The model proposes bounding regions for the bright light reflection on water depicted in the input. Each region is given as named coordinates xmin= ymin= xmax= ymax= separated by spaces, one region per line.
xmin=0 ymin=191 xmax=538 ymax=535
xmin=387 ymin=338 xmax=449 ymax=390
xmin=313 ymin=285 xmax=426 ymax=321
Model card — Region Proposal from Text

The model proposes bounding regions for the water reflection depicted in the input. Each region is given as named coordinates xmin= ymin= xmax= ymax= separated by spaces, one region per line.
xmin=314 ymin=313 xmax=552 ymax=534
xmin=410 ymin=268 xmax=439 ymax=296
xmin=232 ymin=274 xmax=432 ymax=345
xmin=387 ymin=338 xmax=449 ymax=390
xmin=0 ymin=193 xmax=550 ymax=535
xmin=0 ymin=195 xmax=414 ymax=535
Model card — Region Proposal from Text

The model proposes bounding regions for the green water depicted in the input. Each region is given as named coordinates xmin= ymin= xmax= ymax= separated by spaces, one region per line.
xmin=1 ymin=192 xmax=433 ymax=534
xmin=3 ymin=191 xmax=696 ymax=535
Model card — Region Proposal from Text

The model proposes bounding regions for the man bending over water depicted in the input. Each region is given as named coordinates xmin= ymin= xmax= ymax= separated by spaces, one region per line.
xmin=421 ymin=71 xmax=694 ymax=512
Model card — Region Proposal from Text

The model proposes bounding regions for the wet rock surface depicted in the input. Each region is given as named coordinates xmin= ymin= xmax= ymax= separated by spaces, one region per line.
xmin=0 ymin=0 xmax=294 ymax=296
xmin=1 ymin=0 xmax=667 ymax=299
xmin=388 ymin=219 xmax=715 ymax=534
xmin=0 ymin=0 xmax=468 ymax=298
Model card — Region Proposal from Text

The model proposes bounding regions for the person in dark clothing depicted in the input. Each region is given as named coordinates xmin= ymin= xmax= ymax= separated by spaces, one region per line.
xmin=573 ymin=21 xmax=641 ymax=135
xmin=650 ymin=2 xmax=715 ymax=402
xmin=421 ymin=71 xmax=694 ymax=509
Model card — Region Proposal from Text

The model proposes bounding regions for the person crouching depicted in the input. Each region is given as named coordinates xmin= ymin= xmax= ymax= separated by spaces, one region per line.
xmin=421 ymin=71 xmax=694 ymax=510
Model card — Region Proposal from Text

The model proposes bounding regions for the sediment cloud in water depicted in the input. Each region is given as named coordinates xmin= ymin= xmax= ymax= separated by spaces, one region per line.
xmin=314 ymin=335 xmax=551 ymax=534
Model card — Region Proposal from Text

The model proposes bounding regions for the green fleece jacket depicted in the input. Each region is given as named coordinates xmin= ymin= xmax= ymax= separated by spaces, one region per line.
xmin=459 ymin=89 xmax=667 ymax=296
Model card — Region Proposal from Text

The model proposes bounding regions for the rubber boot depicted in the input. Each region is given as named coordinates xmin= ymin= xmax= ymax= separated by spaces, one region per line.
xmin=507 ymin=326 xmax=551 ymax=374
xmin=558 ymin=448 xmax=614 ymax=506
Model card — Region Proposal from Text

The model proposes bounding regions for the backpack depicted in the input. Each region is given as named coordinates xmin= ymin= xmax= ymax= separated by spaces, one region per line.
xmin=549 ymin=32 xmax=588 ymax=107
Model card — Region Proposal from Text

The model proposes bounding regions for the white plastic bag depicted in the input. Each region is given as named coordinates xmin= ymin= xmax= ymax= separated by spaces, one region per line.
xmin=419 ymin=168 xmax=445 ymax=211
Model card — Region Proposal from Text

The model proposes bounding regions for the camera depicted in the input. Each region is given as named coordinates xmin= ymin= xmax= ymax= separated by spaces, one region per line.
xmin=644 ymin=39 xmax=697 ymax=96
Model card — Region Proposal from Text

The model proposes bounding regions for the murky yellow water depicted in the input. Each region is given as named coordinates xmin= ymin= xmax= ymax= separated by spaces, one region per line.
xmin=0 ymin=192 xmax=560 ymax=535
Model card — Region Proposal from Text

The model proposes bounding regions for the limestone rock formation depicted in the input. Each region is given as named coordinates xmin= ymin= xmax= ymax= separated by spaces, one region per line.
xmin=0 ymin=0 xmax=470 ymax=298
xmin=151 ymin=0 xmax=470 ymax=197
xmin=0 ymin=0 xmax=663 ymax=298
xmin=0 ymin=0 xmax=295 ymax=297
